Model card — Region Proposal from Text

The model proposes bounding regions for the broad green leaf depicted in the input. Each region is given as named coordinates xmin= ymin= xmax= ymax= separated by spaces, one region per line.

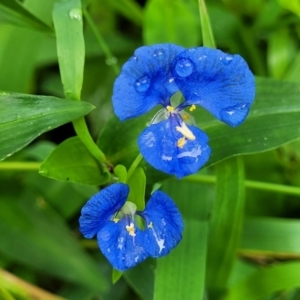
xmin=127 ymin=167 xmax=146 ymax=210
xmin=98 ymin=77 xmax=300 ymax=182
xmin=153 ymin=180 xmax=210 ymax=300
xmin=0 ymin=92 xmax=94 ymax=161
xmin=278 ymin=0 xmax=300 ymax=16
xmin=225 ymin=261 xmax=300 ymax=300
xmin=241 ymin=217 xmax=300 ymax=257
xmin=284 ymin=49 xmax=300 ymax=83
xmin=53 ymin=0 xmax=84 ymax=100
xmin=0 ymin=194 xmax=108 ymax=291
xmin=143 ymin=0 xmax=200 ymax=47
xmin=0 ymin=25 xmax=43 ymax=92
xmin=206 ymin=157 xmax=245 ymax=296
xmin=40 ymin=137 xmax=110 ymax=185
xmin=198 ymin=0 xmax=216 ymax=48
xmin=0 ymin=0 xmax=51 ymax=32
xmin=124 ymin=259 xmax=155 ymax=300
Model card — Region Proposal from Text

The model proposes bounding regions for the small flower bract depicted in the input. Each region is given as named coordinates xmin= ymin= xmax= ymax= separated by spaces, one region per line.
xmin=79 ymin=183 xmax=184 ymax=271
xmin=112 ymin=44 xmax=255 ymax=178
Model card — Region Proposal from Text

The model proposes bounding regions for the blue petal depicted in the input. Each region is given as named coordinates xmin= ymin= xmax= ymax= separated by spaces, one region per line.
xmin=172 ymin=47 xmax=255 ymax=127
xmin=138 ymin=117 xmax=211 ymax=178
xmin=79 ymin=183 xmax=129 ymax=239
xmin=97 ymin=219 xmax=148 ymax=271
xmin=140 ymin=190 xmax=183 ymax=257
xmin=112 ymin=44 xmax=185 ymax=121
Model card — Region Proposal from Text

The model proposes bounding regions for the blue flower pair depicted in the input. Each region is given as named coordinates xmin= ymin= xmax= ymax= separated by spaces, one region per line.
xmin=112 ymin=44 xmax=255 ymax=178
xmin=79 ymin=183 xmax=183 ymax=271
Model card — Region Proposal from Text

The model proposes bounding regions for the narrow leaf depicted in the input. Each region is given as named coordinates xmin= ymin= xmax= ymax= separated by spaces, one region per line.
xmin=40 ymin=137 xmax=110 ymax=185
xmin=206 ymin=157 xmax=245 ymax=296
xmin=127 ymin=167 xmax=146 ymax=210
xmin=0 ymin=92 xmax=94 ymax=161
xmin=53 ymin=0 xmax=84 ymax=100
xmin=225 ymin=261 xmax=300 ymax=300
xmin=0 ymin=0 xmax=52 ymax=32
xmin=198 ymin=0 xmax=216 ymax=48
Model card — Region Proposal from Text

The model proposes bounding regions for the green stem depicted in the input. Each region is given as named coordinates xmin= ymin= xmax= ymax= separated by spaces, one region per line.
xmin=72 ymin=117 xmax=108 ymax=165
xmin=127 ymin=153 xmax=143 ymax=180
xmin=0 ymin=162 xmax=41 ymax=171
xmin=83 ymin=9 xmax=120 ymax=75
xmin=185 ymin=174 xmax=300 ymax=197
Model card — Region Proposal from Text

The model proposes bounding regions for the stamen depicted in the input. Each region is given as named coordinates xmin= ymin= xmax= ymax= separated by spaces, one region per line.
xmin=175 ymin=122 xmax=196 ymax=140
xmin=166 ymin=105 xmax=175 ymax=112
xmin=113 ymin=218 xmax=120 ymax=223
xmin=177 ymin=137 xmax=187 ymax=148
xmin=126 ymin=222 xmax=136 ymax=236
xmin=148 ymin=222 xmax=153 ymax=229
xmin=182 ymin=114 xmax=189 ymax=121
xmin=189 ymin=104 xmax=196 ymax=112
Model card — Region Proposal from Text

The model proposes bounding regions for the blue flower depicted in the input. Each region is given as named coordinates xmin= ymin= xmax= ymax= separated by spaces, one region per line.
xmin=112 ymin=44 xmax=255 ymax=178
xmin=79 ymin=183 xmax=184 ymax=271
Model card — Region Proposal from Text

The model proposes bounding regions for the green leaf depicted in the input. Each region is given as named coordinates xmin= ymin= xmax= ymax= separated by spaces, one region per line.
xmin=225 ymin=261 xmax=300 ymax=300
xmin=278 ymin=0 xmax=300 ymax=16
xmin=153 ymin=180 xmax=210 ymax=300
xmin=143 ymin=0 xmax=200 ymax=47
xmin=267 ymin=29 xmax=296 ymax=79
xmin=0 ymin=92 xmax=94 ymax=161
xmin=127 ymin=167 xmax=146 ymax=210
xmin=0 ymin=194 xmax=108 ymax=291
xmin=98 ymin=77 xmax=300 ymax=182
xmin=53 ymin=0 xmax=84 ymax=100
xmin=241 ymin=217 xmax=300 ymax=257
xmin=198 ymin=0 xmax=216 ymax=48
xmin=0 ymin=0 xmax=52 ymax=32
xmin=206 ymin=157 xmax=245 ymax=296
xmin=40 ymin=137 xmax=110 ymax=185
xmin=114 ymin=165 xmax=127 ymax=183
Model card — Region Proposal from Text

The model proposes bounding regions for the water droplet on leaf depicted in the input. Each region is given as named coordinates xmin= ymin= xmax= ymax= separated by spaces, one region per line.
xmin=135 ymin=76 xmax=150 ymax=92
xmin=175 ymin=58 xmax=194 ymax=78
xmin=69 ymin=8 xmax=82 ymax=21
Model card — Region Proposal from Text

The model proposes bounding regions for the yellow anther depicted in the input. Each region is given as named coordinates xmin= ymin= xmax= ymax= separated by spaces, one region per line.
xmin=126 ymin=223 xmax=136 ymax=237
xmin=175 ymin=122 xmax=195 ymax=140
xmin=182 ymin=114 xmax=189 ymax=121
xmin=113 ymin=218 xmax=120 ymax=223
xmin=177 ymin=137 xmax=187 ymax=148
xmin=189 ymin=104 xmax=196 ymax=112
xmin=148 ymin=222 xmax=153 ymax=229
xmin=166 ymin=105 xmax=175 ymax=112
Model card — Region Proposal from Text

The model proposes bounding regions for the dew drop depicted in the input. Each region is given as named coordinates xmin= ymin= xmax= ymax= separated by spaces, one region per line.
xmin=220 ymin=103 xmax=249 ymax=126
xmin=153 ymin=49 xmax=164 ymax=60
xmin=175 ymin=58 xmax=194 ymax=77
xmin=105 ymin=57 xmax=118 ymax=66
xmin=220 ymin=55 xmax=233 ymax=65
xmin=69 ymin=8 xmax=82 ymax=21
xmin=135 ymin=75 xmax=150 ymax=92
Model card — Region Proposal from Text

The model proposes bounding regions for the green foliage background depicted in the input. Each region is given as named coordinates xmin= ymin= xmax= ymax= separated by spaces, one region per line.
xmin=1 ymin=0 xmax=300 ymax=299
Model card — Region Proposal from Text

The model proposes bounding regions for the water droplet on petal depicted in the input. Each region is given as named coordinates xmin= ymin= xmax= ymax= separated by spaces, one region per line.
xmin=135 ymin=75 xmax=150 ymax=92
xmin=153 ymin=49 xmax=164 ymax=60
xmin=220 ymin=103 xmax=249 ymax=126
xmin=220 ymin=55 xmax=233 ymax=65
xmin=175 ymin=58 xmax=194 ymax=78
xmin=69 ymin=8 xmax=82 ymax=21
xmin=130 ymin=55 xmax=138 ymax=62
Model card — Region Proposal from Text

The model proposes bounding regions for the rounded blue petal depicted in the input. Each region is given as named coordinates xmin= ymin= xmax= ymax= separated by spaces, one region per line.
xmin=97 ymin=219 xmax=148 ymax=271
xmin=112 ymin=44 xmax=185 ymax=120
xmin=79 ymin=183 xmax=129 ymax=239
xmin=138 ymin=117 xmax=211 ymax=178
xmin=140 ymin=190 xmax=183 ymax=257
xmin=172 ymin=47 xmax=255 ymax=127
